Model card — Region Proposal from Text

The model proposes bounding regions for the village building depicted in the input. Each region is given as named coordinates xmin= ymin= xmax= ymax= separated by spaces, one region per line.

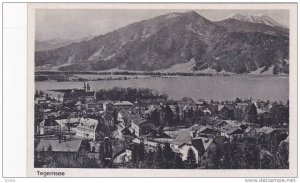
xmin=163 ymin=127 xmax=182 ymax=139
xmin=169 ymin=104 xmax=180 ymax=120
xmin=219 ymin=124 xmax=244 ymax=140
xmin=170 ymin=130 xmax=199 ymax=163
xmin=236 ymin=103 xmax=249 ymax=111
xmin=256 ymin=100 xmax=271 ymax=110
xmin=75 ymin=118 xmax=99 ymax=141
xmin=129 ymin=114 xmax=155 ymax=137
xmin=256 ymin=126 xmax=279 ymax=153
xmin=113 ymin=149 xmax=133 ymax=165
xmin=257 ymin=108 xmax=272 ymax=123
xmin=35 ymin=139 xmax=82 ymax=159
xmin=256 ymin=126 xmax=278 ymax=137
xmin=189 ymin=124 xmax=215 ymax=138
xmin=223 ymin=120 xmax=247 ymax=130
xmin=38 ymin=117 xmax=61 ymax=135
xmin=244 ymin=126 xmax=258 ymax=137
xmin=191 ymin=137 xmax=216 ymax=166
xmin=62 ymin=83 xmax=95 ymax=103
xmin=218 ymin=104 xmax=235 ymax=120
xmin=203 ymin=108 xmax=212 ymax=115
xmin=55 ymin=118 xmax=81 ymax=132
xmin=146 ymin=104 xmax=163 ymax=114
xmin=39 ymin=90 xmax=65 ymax=102
xmin=113 ymin=101 xmax=134 ymax=110
xmin=117 ymin=110 xmax=135 ymax=127
xmin=35 ymin=97 xmax=47 ymax=105
xmin=85 ymin=100 xmax=106 ymax=111
xmin=208 ymin=119 xmax=229 ymax=130
xmin=103 ymin=101 xmax=114 ymax=111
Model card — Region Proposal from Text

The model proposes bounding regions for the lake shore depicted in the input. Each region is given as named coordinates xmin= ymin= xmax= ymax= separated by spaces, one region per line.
xmin=35 ymin=75 xmax=289 ymax=102
xmin=35 ymin=70 xmax=289 ymax=82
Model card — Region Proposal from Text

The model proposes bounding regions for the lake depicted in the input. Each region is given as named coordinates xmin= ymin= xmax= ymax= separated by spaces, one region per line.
xmin=35 ymin=75 xmax=289 ymax=102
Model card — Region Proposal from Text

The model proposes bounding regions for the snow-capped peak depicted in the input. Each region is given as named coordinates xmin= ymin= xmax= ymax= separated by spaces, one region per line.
xmin=224 ymin=13 xmax=286 ymax=28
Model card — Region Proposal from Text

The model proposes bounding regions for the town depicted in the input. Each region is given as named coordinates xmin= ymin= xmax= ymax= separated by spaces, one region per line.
xmin=34 ymin=82 xmax=289 ymax=169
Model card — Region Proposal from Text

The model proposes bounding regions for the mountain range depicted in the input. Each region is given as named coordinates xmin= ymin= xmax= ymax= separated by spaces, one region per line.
xmin=35 ymin=36 xmax=94 ymax=51
xmin=35 ymin=11 xmax=289 ymax=74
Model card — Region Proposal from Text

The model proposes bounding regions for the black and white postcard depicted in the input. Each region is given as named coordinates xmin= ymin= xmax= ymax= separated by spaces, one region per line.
xmin=26 ymin=3 xmax=298 ymax=177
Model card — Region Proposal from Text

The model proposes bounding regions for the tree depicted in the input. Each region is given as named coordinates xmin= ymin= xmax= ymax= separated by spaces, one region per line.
xmin=188 ymin=106 xmax=194 ymax=118
xmin=275 ymin=141 xmax=289 ymax=169
xmin=154 ymin=144 xmax=164 ymax=168
xmin=172 ymin=154 xmax=184 ymax=169
xmin=270 ymin=104 xmax=289 ymax=126
xmin=35 ymin=90 xmax=39 ymax=98
xmin=104 ymin=137 xmax=112 ymax=160
xmin=112 ymin=110 xmax=118 ymax=125
xmin=161 ymin=143 xmax=175 ymax=168
xmin=185 ymin=148 xmax=197 ymax=169
xmin=82 ymin=140 xmax=91 ymax=152
xmin=235 ymin=97 xmax=242 ymax=103
xmin=47 ymin=144 xmax=53 ymax=152
xmin=149 ymin=109 xmax=161 ymax=127
xmin=174 ymin=105 xmax=180 ymax=125
xmin=163 ymin=105 xmax=174 ymax=126
xmin=247 ymin=103 xmax=258 ymax=124
xmin=138 ymin=143 xmax=145 ymax=161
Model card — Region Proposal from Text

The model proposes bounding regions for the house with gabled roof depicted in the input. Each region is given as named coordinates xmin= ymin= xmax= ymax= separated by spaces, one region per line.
xmin=189 ymin=124 xmax=215 ymax=138
xmin=75 ymin=118 xmax=98 ymax=141
xmin=113 ymin=148 xmax=133 ymax=165
xmin=129 ymin=114 xmax=155 ymax=137
xmin=256 ymin=126 xmax=279 ymax=154
xmin=146 ymin=104 xmax=163 ymax=114
xmin=209 ymin=119 xmax=229 ymax=130
xmin=192 ymin=137 xmax=216 ymax=166
xmin=55 ymin=117 xmax=81 ymax=133
xmin=218 ymin=104 xmax=235 ymax=120
xmin=39 ymin=116 xmax=60 ymax=135
xmin=256 ymin=126 xmax=277 ymax=136
xmin=36 ymin=139 xmax=82 ymax=159
xmin=219 ymin=124 xmax=244 ymax=140
xmin=169 ymin=130 xmax=199 ymax=163
xmin=112 ymin=101 xmax=134 ymax=110
xmin=257 ymin=108 xmax=272 ymax=122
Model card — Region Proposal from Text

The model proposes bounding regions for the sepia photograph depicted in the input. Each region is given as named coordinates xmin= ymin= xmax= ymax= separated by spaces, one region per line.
xmin=25 ymin=3 xmax=297 ymax=177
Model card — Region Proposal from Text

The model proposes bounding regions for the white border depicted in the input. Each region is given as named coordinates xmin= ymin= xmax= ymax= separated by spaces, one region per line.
xmin=26 ymin=3 xmax=297 ymax=177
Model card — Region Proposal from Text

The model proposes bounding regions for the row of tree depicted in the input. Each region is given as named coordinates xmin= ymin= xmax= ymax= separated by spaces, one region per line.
xmin=95 ymin=87 xmax=168 ymax=102
xmin=121 ymin=143 xmax=197 ymax=169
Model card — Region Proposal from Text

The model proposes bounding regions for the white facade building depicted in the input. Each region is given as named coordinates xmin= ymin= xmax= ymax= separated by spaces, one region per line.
xmin=75 ymin=118 xmax=98 ymax=141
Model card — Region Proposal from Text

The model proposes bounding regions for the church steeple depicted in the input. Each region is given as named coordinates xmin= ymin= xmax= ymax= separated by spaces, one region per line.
xmin=83 ymin=82 xmax=86 ymax=90
xmin=86 ymin=83 xmax=90 ymax=92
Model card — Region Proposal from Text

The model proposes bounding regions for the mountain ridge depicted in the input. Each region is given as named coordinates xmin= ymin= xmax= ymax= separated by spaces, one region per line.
xmin=223 ymin=13 xmax=287 ymax=28
xmin=35 ymin=11 xmax=289 ymax=74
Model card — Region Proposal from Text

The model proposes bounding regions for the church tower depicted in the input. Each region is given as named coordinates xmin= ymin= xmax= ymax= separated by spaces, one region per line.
xmin=86 ymin=83 xmax=90 ymax=92
xmin=83 ymin=82 xmax=86 ymax=90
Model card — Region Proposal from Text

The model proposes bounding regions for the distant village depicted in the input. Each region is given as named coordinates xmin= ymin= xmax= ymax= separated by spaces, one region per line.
xmin=34 ymin=82 xmax=289 ymax=169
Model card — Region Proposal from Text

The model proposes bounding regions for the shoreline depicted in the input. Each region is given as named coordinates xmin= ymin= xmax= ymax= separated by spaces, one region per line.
xmin=35 ymin=71 xmax=289 ymax=82
xmin=35 ymin=70 xmax=289 ymax=76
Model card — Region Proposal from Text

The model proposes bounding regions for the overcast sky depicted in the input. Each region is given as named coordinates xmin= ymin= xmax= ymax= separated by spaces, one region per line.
xmin=35 ymin=9 xmax=289 ymax=41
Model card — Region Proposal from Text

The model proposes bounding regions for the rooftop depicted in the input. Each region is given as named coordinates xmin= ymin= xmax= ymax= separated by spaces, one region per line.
xmin=256 ymin=126 xmax=276 ymax=135
xmin=189 ymin=124 xmax=213 ymax=133
xmin=220 ymin=124 xmax=243 ymax=135
xmin=36 ymin=139 xmax=82 ymax=152
xmin=40 ymin=117 xmax=60 ymax=127
xmin=55 ymin=118 xmax=81 ymax=125
xmin=218 ymin=104 xmax=235 ymax=111
xmin=113 ymin=101 xmax=133 ymax=106
xmin=77 ymin=118 xmax=98 ymax=131
xmin=172 ymin=130 xmax=192 ymax=146
xmin=192 ymin=137 xmax=214 ymax=153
